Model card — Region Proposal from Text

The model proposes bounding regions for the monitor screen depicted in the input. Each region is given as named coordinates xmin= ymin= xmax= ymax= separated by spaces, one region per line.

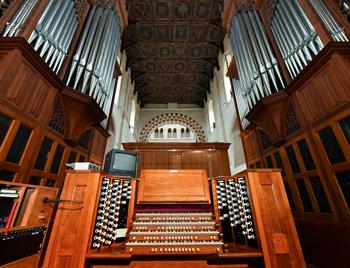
xmin=112 ymin=153 xmax=137 ymax=172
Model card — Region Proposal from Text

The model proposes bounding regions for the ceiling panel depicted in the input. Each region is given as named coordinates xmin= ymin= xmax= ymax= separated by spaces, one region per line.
xmin=124 ymin=0 xmax=225 ymax=106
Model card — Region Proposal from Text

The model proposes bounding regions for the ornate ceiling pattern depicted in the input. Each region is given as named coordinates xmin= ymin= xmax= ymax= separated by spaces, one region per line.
xmin=123 ymin=0 xmax=226 ymax=106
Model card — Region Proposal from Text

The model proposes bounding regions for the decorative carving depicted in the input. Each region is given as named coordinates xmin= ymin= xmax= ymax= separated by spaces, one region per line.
xmin=266 ymin=0 xmax=277 ymax=17
xmin=231 ymin=0 xmax=256 ymax=15
xmin=95 ymin=0 xmax=123 ymax=12
xmin=74 ymin=0 xmax=90 ymax=21
xmin=0 ymin=0 xmax=14 ymax=17
xmin=257 ymin=129 xmax=272 ymax=150
xmin=78 ymin=128 xmax=93 ymax=150
xmin=286 ymin=105 xmax=301 ymax=136
xmin=96 ymin=0 xmax=115 ymax=7
xmin=139 ymin=113 xmax=206 ymax=142
xmin=49 ymin=102 xmax=65 ymax=135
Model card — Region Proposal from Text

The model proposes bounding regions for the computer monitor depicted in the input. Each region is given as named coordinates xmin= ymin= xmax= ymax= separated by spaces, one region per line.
xmin=103 ymin=149 xmax=138 ymax=178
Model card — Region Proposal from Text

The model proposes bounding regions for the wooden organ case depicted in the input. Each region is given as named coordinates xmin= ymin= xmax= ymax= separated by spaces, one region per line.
xmin=43 ymin=169 xmax=306 ymax=268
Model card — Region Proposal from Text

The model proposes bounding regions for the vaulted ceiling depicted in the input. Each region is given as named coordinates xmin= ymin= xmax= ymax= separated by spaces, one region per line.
xmin=122 ymin=0 xmax=226 ymax=107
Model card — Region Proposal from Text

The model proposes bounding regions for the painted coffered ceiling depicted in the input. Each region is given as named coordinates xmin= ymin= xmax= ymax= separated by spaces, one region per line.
xmin=123 ymin=0 xmax=226 ymax=107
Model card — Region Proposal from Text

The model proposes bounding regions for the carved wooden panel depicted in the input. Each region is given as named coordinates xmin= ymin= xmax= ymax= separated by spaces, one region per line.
xmin=43 ymin=171 xmax=100 ymax=268
xmin=123 ymin=142 xmax=231 ymax=177
xmin=138 ymin=169 xmax=210 ymax=203
xmin=257 ymin=129 xmax=273 ymax=150
xmin=89 ymin=127 xmax=108 ymax=165
xmin=0 ymin=39 xmax=107 ymax=193
xmin=0 ymin=0 xmax=14 ymax=17
xmin=294 ymin=57 xmax=350 ymax=125
xmin=3 ymin=60 xmax=52 ymax=119
xmin=20 ymin=188 xmax=58 ymax=227
xmin=78 ymin=128 xmax=93 ymax=150
xmin=241 ymin=129 xmax=261 ymax=162
xmin=247 ymin=170 xmax=306 ymax=268
xmin=285 ymin=105 xmax=301 ymax=137
xmin=49 ymin=102 xmax=65 ymax=135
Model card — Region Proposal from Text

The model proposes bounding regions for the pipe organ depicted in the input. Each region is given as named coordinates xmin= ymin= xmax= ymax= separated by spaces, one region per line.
xmin=229 ymin=10 xmax=284 ymax=110
xmin=43 ymin=169 xmax=306 ymax=268
xmin=28 ymin=0 xmax=79 ymax=73
xmin=270 ymin=0 xmax=324 ymax=78
xmin=309 ymin=0 xmax=349 ymax=42
xmin=66 ymin=4 xmax=121 ymax=123
xmin=340 ymin=0 xmax=350 ymax=16
xmin=2 ymin=0 xmax=37 ymax=37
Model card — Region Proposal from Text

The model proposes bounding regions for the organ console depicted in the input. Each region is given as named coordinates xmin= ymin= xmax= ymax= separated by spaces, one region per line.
xmin=43 ymin=169 xmax=306 ymax=268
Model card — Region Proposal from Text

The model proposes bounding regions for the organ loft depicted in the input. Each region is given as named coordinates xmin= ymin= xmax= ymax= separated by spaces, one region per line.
xmin=0 ymin=0 xmax=349 ymax=267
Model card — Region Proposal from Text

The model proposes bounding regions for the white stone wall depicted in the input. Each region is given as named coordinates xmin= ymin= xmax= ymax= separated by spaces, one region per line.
xmin=205 ymin=36 xmax=247 ymax=174
xmin=105 ymin=51 xmax=140 ymax=154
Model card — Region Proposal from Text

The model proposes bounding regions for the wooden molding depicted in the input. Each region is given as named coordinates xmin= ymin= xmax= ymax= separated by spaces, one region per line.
xmin=246 ymin=91 xmax=289 ymax=144
xmin=123 ymin=142 xmax=231 ymax=151
xmin=60 ymin=87 xmax=106 ymax=144
xmin=0 ymin=37 xmax=63 ymax=90
xmin=286 ymin=42 xmax=350 ymax=95
xmin=245 ymin=42 xmax=350 ymax=144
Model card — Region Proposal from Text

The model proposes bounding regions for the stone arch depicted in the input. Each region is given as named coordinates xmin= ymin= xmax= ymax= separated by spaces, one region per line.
xmin=139 ymin=113 xmax=206 ymax=142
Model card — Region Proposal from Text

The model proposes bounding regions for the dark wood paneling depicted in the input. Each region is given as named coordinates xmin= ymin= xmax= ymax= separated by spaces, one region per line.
xmin=123 ymin=142 xmax=231 ymax=177
xmin=43 ymin=171 xmax=101 ymax=268
xmin=243 ymin=44 xmax=350 ymax=268
xmin=247 ymin=170 xmax=306 ymax=268
xmin=0 ymin=38 xmax=108 ymax=188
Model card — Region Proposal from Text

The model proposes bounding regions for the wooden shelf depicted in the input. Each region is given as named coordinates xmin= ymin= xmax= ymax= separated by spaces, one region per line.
xmin=86 ymin=253 xmax=132 ymax=260
xmin=218 ymin=244 xmax=263 ymax=259
xmin=0 ymin=224 xmax=46 ymax=234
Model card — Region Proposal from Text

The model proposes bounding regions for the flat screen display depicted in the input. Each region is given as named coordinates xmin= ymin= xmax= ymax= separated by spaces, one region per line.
xmin=112 ymin=153 xmax=137 ymax=172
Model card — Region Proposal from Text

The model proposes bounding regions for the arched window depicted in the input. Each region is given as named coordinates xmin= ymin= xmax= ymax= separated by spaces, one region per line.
xmin=181 ymin=128 xmax=185 ymax=138
xmin=129 ymin=100 xmax=136 ymax=133
xmin=155 ymin=129 xmax=159 ymax=138
xmin=173 ymin=128 xmax=177 ymax=138
xmin=208 ymin=100 xmax=216 ymax=133
xmin=223 ymin=54 xmax=232 ymax=103
xmin=160 ymin=128 xmax=163 ymax=138
xmin=186 ymin=128 xmax=190 ymax=137
xmin=167 ymin=128 xmax=172 ymax=138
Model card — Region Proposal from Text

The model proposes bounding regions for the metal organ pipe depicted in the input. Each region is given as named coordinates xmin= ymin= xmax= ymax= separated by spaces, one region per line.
xmin=234 ymin=16 xmax=258 ymax=105
xmin=232 ymin=79 xmax=250 ymax=129
xmin=242 ymin=12 xmax=270 ymax=96
xmin=28 ymin=0 xmax=78 ymax=73
xmin=271 ymin=0 xmax=324 ymax=78
xmin=73 ymin=7 xmax=103 ymax=89
xmin=230 ymin=24 xmax=252 ymax=108
xmin=229 ymin=10 xmax=284 ymax=128
xmin=66 ymin=5 xmax=96 ymax=86
xmin=66 ymin=5 xmax=121 ymax=123
xmin=237 ymin=14 xmax=264 ymax=100
xmin=309 ymin=0 xmax=349 ymax=42
xmin=2 ymin=0 xmax=38 ymax=37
